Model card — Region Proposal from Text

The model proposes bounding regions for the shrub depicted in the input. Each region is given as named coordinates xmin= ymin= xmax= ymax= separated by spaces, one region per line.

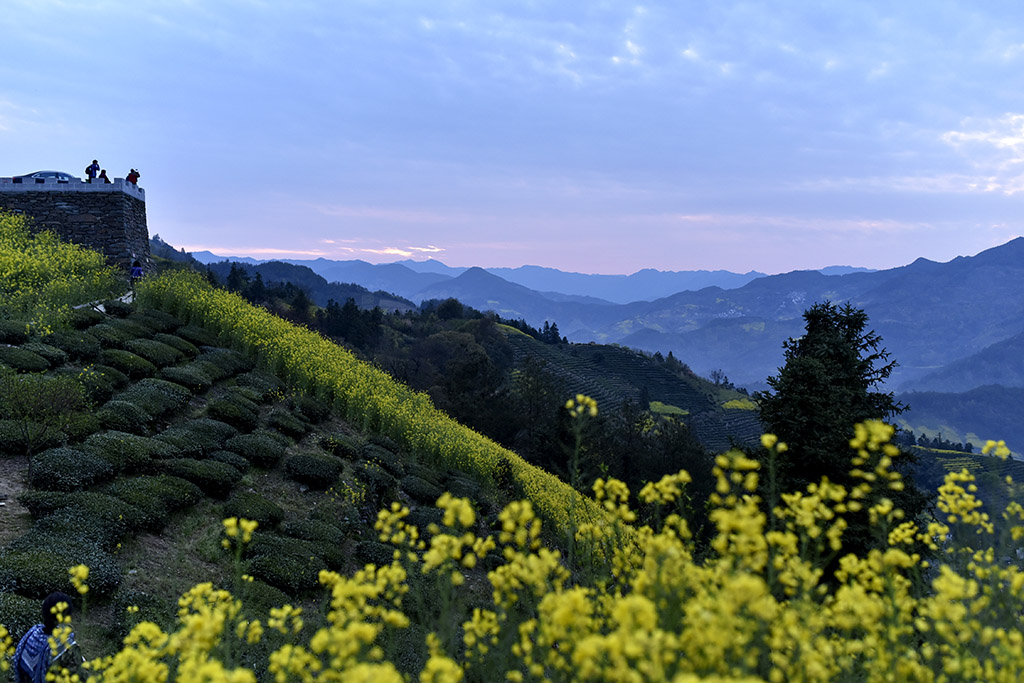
xmin=69 ymin=307 xmax=104 ymax=329
xmin=153 ymin=332 xmax=199 ymax=357
xmin=316 ymin=432 xmax=361 ymax=458
xmin=129 ymin=309 xmax=181 ymax=333
xmin=28 ymin=448 xmax=113 ymax=491
xmin=207 ymin=449 xmax=251 ymax=473
xmin=207 ymin=397 xmax=260 ymax=432
xmin=116 ymin=378 xmax=191 ymax=419
xmin=28 ymin=501 xmax=133 ymax=549
xmin=159 ymin=363 xmax=215 ymax=392
xmin=99 ymin=349 xmax=157 ymax=379
xmin=355 ymin=460 xmax=397 ymax=505
xmin=243 ymin=553 xmax=323 ymax=595
xmin=284 ymin=452 xmax=343 ymax=489
xmin=80 ymin=430 xmax=178 ymax=473
xmin=29 ymin=446 xmax=114 ymax=491
xmin=153 ymin=458 xmax=241 ymax=498
xmin=88 ymin=323 xmax=137 ymax=348
xmin=403 ymin=506 xmax=443 ymax=532
xmin=155 ymin=419 xmax=239 ymax=456
xmin=174 ymin=324 xmax=219 ymax=347
xmin=0 ymin=419 xmax=62 ymax=456
xmin=266 ymin=409 xmax=308 ymax=438
xmin=406 ymin=463 xmax=442 ymax=487
xmin=62 ymin=411 xmax=100 ymax=443
xmin=102 ymin=298 xmax=133 ymax=317
xmin=0 ymin=320 xmax=30 ymax=344
xmin=223 ymin=491 xmax=284 ymax=528
xmin=75 ymin=364 xmax=129 ymax=404
xmin=354 ymin=540 xmax=395 ymax=567
xmin=247 ymin=533 xmax=345 ymax=570
xmin=104 ymin=475 xmax=202 ymax=530
xmin=291 ymin=394 xmax=331 ymax=424
xmin=224 ymin=431 xmax=286 ymax=468
xmin=0 ymin=346 xmax=49 ymax=372
xmin=238 ymin=580 xmax=291 ymax=620
xmin=360 ymin=443 xmax=407 ymax=478
xmin=190 ymin=359 xmax=231 ymax=382
xmin=197 ymin=348 xmax=254 ymax=376
xmin=20 ymin=341 xmax=68 ymax=368
xmin=400 ymin=475 xmax=443 ymax=505
xmin=280 ymin=519 xmax=347 ymax=547
xmin=98 ymin=400 xmax=152 ymax=434
xmin=0 ymin=592 xmax=37 ymax=641
xmin=234 ymin=371 xmax=283 ymax=400
xmin=109 ymin=588 xmax=175 ymax=642
xmin=0 ymin=370 xmax=86 ymax=455
xmin=0 ymin=537 xmax=120 ymax=599
xmin=46 ymin=329 xmax=101 ymax=360
xmin=125 ymin=338 xmax=184 ymax=367
xmin=445 ymin=475 xmax=483 ymax=500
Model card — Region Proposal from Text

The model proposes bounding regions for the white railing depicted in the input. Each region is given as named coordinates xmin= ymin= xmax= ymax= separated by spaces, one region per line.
xmin=0 ymin=176 xmax=145 ymax=201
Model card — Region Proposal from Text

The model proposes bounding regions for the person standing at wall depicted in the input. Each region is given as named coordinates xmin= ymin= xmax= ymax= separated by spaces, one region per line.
xmin=125 ymin=168 xmax=140 ymax=185
xmin=84 ymin=160 xmax=99 ymax=182
xmin=98 ymin=169 xmax=111 ymax=184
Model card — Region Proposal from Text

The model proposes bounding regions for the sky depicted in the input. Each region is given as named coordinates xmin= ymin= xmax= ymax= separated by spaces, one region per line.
xmin=3 ymin=1 xmax=1024 ymax=275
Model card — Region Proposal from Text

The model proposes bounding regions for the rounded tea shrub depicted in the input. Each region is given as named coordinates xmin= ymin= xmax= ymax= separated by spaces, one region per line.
xmin=243 ymin=553 xmax=323 ymax=596
xmin=88 ymin=323 xmax=137 ymax=349
xmin=101 ymin=299 xmax=133 ymax=318
xmin=20 ymin=341 xmax=68 ymax=368
xmin=129 ymin=309 xmax=181 ymax=333
xmin=174 ymin=324 xmax=219 ymax=347
xmin=104 ymin=475 xmax=202 ymax=530
xmin=75 ymin=364 xmax=129 ymax=405
xmin=116 ymin=378 xmax=191 ymax=419
xmin=247 ymin=533 xmax=344 ymax=570
xmin=206 ymin=449 xmax=251 ymax=473
xmin=290 ymin=394 xmax=331 ymax=424
xmin=153 ymin=458 xmax=241 ymax=498
xmin=155 ymin=418 xmax=239 ymax=456
xmin=99 ymin=349 xmax=157 ymax=379
xmin=46 ymin=329 xmax=101 ymax=361
xmin=81 ymin=430 xmax=178 ymax=473
xmin=0 ymin=538 xmax=120 ymax=599
xmin=355 ymin=540 xmax=396 ymax=567
xmin=69 ymin=307 xmax=104 ymax=329
xmin=61 ymin=411 xmax=100 ymax=443
xmin=29 ymin=446 xmax=114 ymax=492
xmin=0 ymin=346 xmax=49 ymax=372
xmin=224 ymin=431 xmax=286 ymax=468
xmin=158 ymin=364 xmax=214 ymax=393
xmin=400 ymin=475 xmax=443 ymax=505
xmin=223 ymin=491 xmax=284 ymax=528
xmin=266 ymin=409 xmax=309 ymax=438
xmin=284 ymin=452 xmax=343 ymax=489
xmin=0 ymin=592 xmax=37 ymax=641
xmin=0 ymin=419 xmax=62 ymax=456
xmin=197 ymin=347 xmax=254 ymax=376
xmin=97 ymin=400 xmax=152 ymax=434
xmin=0 ymin=320 xmax=30 ymax=344
xmin=153 ymin=333 xmax=199 ymax=357
xmin=281 ymin=518 xmax=347 ymax=547
xmin=234 ymin=371 xmax=283 ymax=400
xmin=124 ymin=338 xmax=185 ymax=367
xmin=207 ymin=397 xmax=259 ymax=432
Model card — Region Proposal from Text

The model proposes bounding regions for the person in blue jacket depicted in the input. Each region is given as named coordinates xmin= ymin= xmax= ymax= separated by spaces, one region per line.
xmin=13 ymin=592 xmax=84 ymax=683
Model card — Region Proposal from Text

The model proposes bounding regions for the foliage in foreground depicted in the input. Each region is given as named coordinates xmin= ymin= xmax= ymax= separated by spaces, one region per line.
xmin=4 ymin=421 xmax=1022 ymax=682
xmin=0 ymin=211 xmax=120 ymax=331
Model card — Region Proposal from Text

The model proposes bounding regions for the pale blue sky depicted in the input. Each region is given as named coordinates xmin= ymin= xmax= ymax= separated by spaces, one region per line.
xmin=3 ymin=1 xmax=1024 ymax=273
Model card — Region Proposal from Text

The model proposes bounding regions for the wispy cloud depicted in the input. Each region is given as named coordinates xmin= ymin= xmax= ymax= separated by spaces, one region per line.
xmin=940 ymin=113 xmax=1024 ymax=194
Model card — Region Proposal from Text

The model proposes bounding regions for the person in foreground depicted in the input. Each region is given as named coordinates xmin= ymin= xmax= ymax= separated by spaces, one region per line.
xmin=13 ymin=592 xmax=85 ymax=683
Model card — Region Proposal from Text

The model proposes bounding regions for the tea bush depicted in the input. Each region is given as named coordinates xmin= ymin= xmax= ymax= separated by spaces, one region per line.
xmin=234 ymin=370 xmax=283 ymax=400
xmin=116 ymin=378 xmax=191 ymax=418
xmin=97 ymin=399 xmax=152 ymax=434
xmin=0 ymin=320 xmax=29 ymax=344
xmin=223 ymin=491 xmax=284 ymax=528
xmin=266 ymin=408 xmax=308 ymax=438
xmin=153 ymin=458 xmax=242 ymax=498
xmin=400 ymin=475 xmax=443 ymax=505
xmin=0 ymin=419 xmax=61 ymax=456
xmin=81 ymin=430 xmax=177 ymax=473
xmin=198 ymin=347 xmax=254 ymax=376
xmin=69 ymin=307 xmax=104 ymax=329
xmin=0 ymin=346 xmax=49 ymax=372
xmin=88 ymin=323 xmax=137 ymax=349
xmin=174 ymin=324 xmax=219 ymax=347
xmin=152 ymin=332 xmax=198 ymax=357
xmin=207 ymin=396 xmax=260 ymax=432
xmin=243 ymin=552 xmax=324 ymax=595
xmin=0 ymin=536 xmax=119 ymax=599
xmin=74 ymin=364 xmax=129 ymax=404
xmin=129 ymin=309 xmax=181 ymax=333
xmin=29 ymin=446 xmax=114 ymax=491
xmin=124 ymin=338 xmax=184 ymax=367
xmin=291 ymin=394 xmax=331 ymax=424
xmin=224 ymin=431 xmax=287 ymax=468
xmin=206 ymin=449 xmax=251 ymax=473
xmin=246 ymin=533 xmax=343 ymax=569
xmin=20 ymin=341 xmax=68 ymax=368
xmin=0 ymin=592 xmax=36 ymax=641
xmin=284 ymin=451 xmax=343 ymax=489
xmin=159 ymin=363 xmax=215 ymax=392
xmin=61 ymin=411 xmax=100 ymax=443
xmin=280 ymin=518 xmax=347 ymax=547
xmin=103 ymin=475 xmax=202 ymax=530
xmin=46 ymin=329 xmax=101 ymax=360
xmin=99 ymin=348 xmax=157 ymax=379
xmin=155 ymin=418 xmax=239 ymax=456
xmin=101 ymin=299 xmax=133 ymax=318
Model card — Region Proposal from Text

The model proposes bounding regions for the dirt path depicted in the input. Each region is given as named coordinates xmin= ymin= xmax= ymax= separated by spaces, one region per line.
xmin=0 ymin=456 xmax=32 ymax=547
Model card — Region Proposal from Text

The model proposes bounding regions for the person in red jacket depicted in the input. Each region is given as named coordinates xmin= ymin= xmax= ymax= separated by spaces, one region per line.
xmin=126 ymin=168 xmax=140 ymax=185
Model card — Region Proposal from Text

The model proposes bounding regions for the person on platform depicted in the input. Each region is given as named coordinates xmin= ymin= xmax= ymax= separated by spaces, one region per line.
xmin=85 ymin=160 xmax=99 ymax=182
xmin=126 ymin=168 xmax=140 ymax=185
xmin=98 ymin=169 xmax=111 ymax=184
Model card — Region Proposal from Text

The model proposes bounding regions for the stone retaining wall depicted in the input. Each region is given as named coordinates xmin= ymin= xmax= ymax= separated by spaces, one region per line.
xmin=0 ymin=178 xmax=151 ymax=270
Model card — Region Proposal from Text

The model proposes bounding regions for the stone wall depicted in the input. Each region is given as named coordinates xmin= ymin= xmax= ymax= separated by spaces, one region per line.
xmin=0 ymin=177 xmax=151 ymax=270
